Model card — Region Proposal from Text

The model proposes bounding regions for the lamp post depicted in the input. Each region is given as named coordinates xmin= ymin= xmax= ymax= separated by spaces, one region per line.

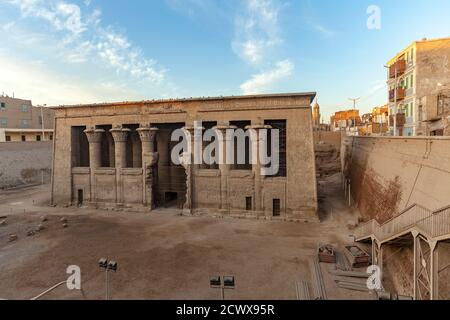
xmin=37 ymin=104 xmax=47 ymax=140
xmin=99 ymin=258 xmax=118 ymax=300
xmin=210 ymin=275 xmax=235 ymax=300
xmin=348 ymin=97 xmax=360 ymax=135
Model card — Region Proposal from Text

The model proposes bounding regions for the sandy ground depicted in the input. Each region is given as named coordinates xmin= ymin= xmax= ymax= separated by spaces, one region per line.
xmin=0 ymin=173 xmax=374 ymax=300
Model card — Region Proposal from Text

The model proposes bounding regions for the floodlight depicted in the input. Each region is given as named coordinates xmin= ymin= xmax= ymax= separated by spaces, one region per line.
xmin=223 ymin=276 xmax=235 ymax=288
xmin=99 ymin=258 xmax=108 ymax=269
xmin=108 ymin=261 xmax=118 ymax=272
xmin=210 ymin=276 xmax=221 ymax=287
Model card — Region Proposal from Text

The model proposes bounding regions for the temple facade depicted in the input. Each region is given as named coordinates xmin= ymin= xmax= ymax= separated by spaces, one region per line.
xmin=51 ymin=92 xmax=319 ymax=222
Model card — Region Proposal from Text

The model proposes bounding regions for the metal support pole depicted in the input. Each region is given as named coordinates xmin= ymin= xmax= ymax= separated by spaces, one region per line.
xmin=371 ymin=239 xmax=377 ymax=265
xmin=378 ymin=244 xmax=383 ymax=283
xmin=221 ymin=286 xmax=225 ymax=301
xmin=412 ymin=231 xmax=419 ymax=300
xmin=430 ymin=241 xmax=438 ymax=300
xmin=344 ymin=178 xmax=347 ymax=199
xmin=105 ymin=269 xmax=109 ymax=300
xmin=348 ymin=180 xmax=352 ymax=207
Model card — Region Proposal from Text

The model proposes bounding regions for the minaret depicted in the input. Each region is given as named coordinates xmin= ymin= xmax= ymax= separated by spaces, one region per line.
xmin=312 ymin=99 xmax=321 ymax=128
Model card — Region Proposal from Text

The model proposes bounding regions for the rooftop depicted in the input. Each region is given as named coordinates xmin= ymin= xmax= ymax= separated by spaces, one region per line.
xmin=387 ymin=36 xmax=450 ymax=65
xmin=50 ymin=92 xmax=317 ymax=109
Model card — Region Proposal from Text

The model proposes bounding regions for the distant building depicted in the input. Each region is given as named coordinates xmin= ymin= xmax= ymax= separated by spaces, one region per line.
xmin=330 ymin=109 xmax=361 ymax=134
xmin=386 ymin=37 xmax=450 ymax=136
xmin=416 ymin=89 xmax=450 ymax=136
xmin=312 ymin=101 xmax=321 ymax=129
xmin=0 ymin=95 xmax=54 ymax=142
xmin=359 ymin=105 xmax=389 ymax=136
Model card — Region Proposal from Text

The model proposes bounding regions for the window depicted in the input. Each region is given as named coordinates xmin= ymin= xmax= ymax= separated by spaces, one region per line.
xmin=264 ymin=120 xmax=287 ymax=177
xmin=38 ymin=116 xmax=43 ymax=125
xmin=229 ymin=120 xmax=251 ymax=170
xmin=0 ymin=118 xmax=7 ymax=128
xmin=5 ymin=136 xmax=11 ymax=142
xmin=201 ymin=121 xmax=219 ymax=170
xmin=21 ymin=104 xmax=29 ymax=112
xmin=20 ymin=119 xmax=29 ymax=128
xmin=273 ymin=199 xmax=281 ymax=217
xmin=418 ymin=106 xmax=423 ymax=121
xmin=0 ymin=102 xmax=5 ymax=111
xmin=36 ymin=135 xmax=41 ymax=141
xmin=21 ymin=135 xmax=26 ymax=142
xmin=50 ymin=134 xmax=53 ymax=141
xmin=246 ymin=197 xmax=252 ymax=211
xmin=410 ymin=74 xmax=414 ymax=88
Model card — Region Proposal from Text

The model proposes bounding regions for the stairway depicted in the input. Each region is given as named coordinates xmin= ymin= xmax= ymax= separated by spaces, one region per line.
xmin=353 ymin=204 xmax=450 ymax=300
xmin=354 ymin=204 xmax=450 ymax=244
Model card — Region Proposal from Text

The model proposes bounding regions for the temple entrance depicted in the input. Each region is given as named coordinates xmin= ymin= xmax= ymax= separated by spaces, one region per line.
xmin=153 ymin=123 xmax=187 ymax=209
xmin=77 ymin=189 xmax=84 ymax=207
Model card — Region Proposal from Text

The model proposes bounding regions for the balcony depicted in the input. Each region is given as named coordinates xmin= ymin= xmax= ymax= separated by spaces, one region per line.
xmin=389 ymin=113 xmax=406 ymax=127
xmin=389 ymin=59 xmax=406 ymax=79
xmin=389 ymin=88 xmax=406 ymax=102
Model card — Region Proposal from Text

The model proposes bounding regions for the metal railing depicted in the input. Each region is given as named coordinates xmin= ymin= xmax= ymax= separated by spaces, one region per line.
xmin=354 ymin=204 xmax=450 ymax=243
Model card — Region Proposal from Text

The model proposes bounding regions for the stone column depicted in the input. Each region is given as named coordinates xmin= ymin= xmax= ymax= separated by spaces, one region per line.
xmin=247 ymin=123 xmax=270 ymax=216
xmin=84 ymin=128 xmax=105 ymax=204
xmin=110 ymin=126 xmax=131 ymax=169
xmin=84 ymin=128 xmax=104 ymax=168
xmin=110 ymin=126 xmax=130 ymax=205
xmin=137 ymin=125 xmax=159 ymax=209
xmin=215 ymin=124 xmax=236 ymax=214
xmin=179 ymin=126 xmax=197 ymax=215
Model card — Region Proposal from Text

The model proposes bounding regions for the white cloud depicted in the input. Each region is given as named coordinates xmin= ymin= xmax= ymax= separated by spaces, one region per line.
xmin=6 ymin=0 xmax=168 ymax=90
xmin=233 ymin=0 xmax=294 ymax=94
xmin=232 ymin=0 xmax=282 ymax=65
xmin=313 ymin=24 xmax=335 ymax=38
xmin=2 ymin=21 xmax=15 ymax=30
xmin=240 ymin=59 xmax=294 ymax=95
xmin=0 ymin=55 xmax=144 ymax=105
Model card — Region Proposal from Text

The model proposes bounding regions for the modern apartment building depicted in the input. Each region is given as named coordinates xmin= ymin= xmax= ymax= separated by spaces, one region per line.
xmin=387 ymin=37 xmax=450 ymax=136
xmin=0 ymin=95 xmax=54 ymax=142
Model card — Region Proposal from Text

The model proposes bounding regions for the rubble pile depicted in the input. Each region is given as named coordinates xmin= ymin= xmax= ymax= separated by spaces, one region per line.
xmin=315 ymin=142 xmax=341 ymax=178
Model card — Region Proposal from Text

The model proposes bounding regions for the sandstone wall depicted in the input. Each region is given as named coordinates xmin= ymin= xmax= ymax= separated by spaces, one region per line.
xmin=0 ymin=142 xmax=52 ymax=189
xmin=342 ymin=135 xmax=450 ymax=298
xmin=342 ymin=135 xmax=450 ymax=222
xmin=313 ymin=131 xmax=342 ymax=149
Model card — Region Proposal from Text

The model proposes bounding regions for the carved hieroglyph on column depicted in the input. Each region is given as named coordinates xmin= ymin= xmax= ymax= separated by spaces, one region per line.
xmin=180 ymin=126 xmax=195 ymax=215
xmin=110 ymin=126 xmax=131 ymax=205
xmin=137 ymin=125 xmax=159 ymax=209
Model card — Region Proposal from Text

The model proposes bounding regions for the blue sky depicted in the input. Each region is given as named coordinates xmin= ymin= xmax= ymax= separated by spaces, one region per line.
xmin=0 ymin=0 xmax=449 ymax=121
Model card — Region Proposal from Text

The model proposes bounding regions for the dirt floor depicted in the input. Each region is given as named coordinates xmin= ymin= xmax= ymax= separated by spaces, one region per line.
xmin=0 ymin=173 xmax=374 ymax=300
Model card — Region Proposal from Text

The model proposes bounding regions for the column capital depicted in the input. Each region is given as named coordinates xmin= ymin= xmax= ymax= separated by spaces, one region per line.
xmin=245 ymin=125 xmax=272 ymax=130
xmin=110 ymin=127 xmax=131 ymax=143
xmin=213 ymin=125 xmax=237 ymax=132
xmin=84 ymin=128 xmax=105 ymax=144
xmin=137 ymin=126 xmax=159 ymax=143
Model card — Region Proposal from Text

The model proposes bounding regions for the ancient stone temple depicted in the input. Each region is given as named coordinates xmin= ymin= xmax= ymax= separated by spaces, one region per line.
xmin=50 ymin=92 xmax=319 ymax=221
